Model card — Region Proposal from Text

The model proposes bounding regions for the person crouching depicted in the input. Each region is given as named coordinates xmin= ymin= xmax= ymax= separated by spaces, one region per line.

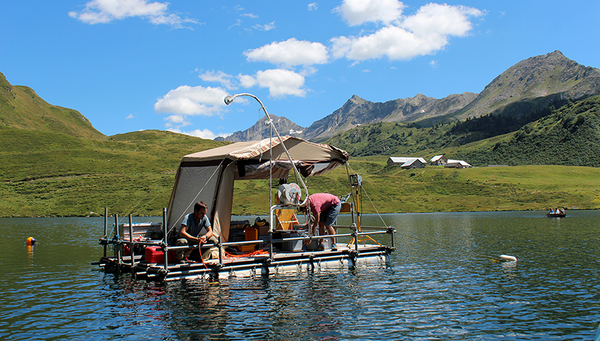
xmin=177 ymin=201 xmax=219 ymax=262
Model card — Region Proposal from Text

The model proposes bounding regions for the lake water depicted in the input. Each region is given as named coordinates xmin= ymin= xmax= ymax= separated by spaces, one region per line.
xmin=1 ymin=210 xmax=600 ymax=340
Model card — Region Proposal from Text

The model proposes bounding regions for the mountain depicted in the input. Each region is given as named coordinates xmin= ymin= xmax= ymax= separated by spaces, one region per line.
xmin=215 ymin=113 xmax=304 ymax=142
xmin=0 ymin=72 xmax=105 ymax=139
xmin=222 ymin=51 xmax=600 ymax=143
xmin=454 ymin=50 xmax=600 ymax=120
xmin=302 ymin=92 xmax=477 ymax=141
xmin=325 ymin=94 xmax=600 ymax=165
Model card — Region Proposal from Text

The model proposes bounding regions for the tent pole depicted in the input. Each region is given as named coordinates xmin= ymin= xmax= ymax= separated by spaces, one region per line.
xmin=103 ymin=207 xmax=108 ymax=258
xmin=115 ymin=214 xmax=121 ymax=267
xmin=163 ymin=208 xmax=168 ymax=272
xmin=129 ymin=214 xmax=135 ymax=269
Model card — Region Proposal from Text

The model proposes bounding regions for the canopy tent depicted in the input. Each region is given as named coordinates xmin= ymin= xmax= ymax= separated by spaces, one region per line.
xmin=166 ymin=136 xmax=349 ymax=242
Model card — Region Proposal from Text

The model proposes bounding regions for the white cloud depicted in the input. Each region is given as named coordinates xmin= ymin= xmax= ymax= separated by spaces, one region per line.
xmin=167 ymin=127 xmax=225 ymax=140
xmin=253 ymin=21 xmax=276 ymax=31
xmin=199 ymin=70 xmax=237 ymax=90
xmin=239 ymin=69 xmax=306 ymax=98
xmin=330 ymin=2 xmax=483 ymax=61
xmin=126 ymin=113 xmax=134 ymax=119
xmin=402 ymin=4 xmax=482 ymax=38
xmin=228 ymin=19 xmax=242 ymax=30
xmin=238 ymin=74 xmax=258 ymax=88
xmin=164 ymin=114 xmax=191 ymax=128
xmin=244 ymin=38 xmax=328 ymax=67
xmin=333 ymin=0 xmax=404 ymax=26
xmin=154 ymin=85 xmax=229 ymax=116
xmin=68 ymin=0 xmax=196 ymax=27
xmin=308 ymin=3 xmax=318 ymax=11
xmin=242 ymin=13 xmax=259 ymax=19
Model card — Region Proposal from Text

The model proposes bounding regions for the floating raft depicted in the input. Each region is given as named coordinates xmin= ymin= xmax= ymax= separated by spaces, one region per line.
xmin=95 ymin=134 xmax=397 ymax=282
xmin=97 ymin=214 xmax=394 ymax=282
xmin=99 ymin=243 xmax=393 ymax=282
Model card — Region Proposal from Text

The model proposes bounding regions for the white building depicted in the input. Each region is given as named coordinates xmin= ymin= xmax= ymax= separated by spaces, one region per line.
xmin=387 ymin=157 xmax=427 ymax=169
xmin=444 ymin=159 xmax=472 ymax=168
xmin=429 ymin=155 xmax=447 ymax=166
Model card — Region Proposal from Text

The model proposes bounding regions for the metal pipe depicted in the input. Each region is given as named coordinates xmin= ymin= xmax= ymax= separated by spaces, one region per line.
xmin=115 ymin=214 xmax=121 ymax=265
xmin=163 ymin=208 xmax=168 ymax=272
xmin=269 ymin=205 xmax=274 ymax=262
xmin=218 ymin=235 xmax=223 ymax=266
xmin=354 ymin=225 xmax=359 ymax=254
xmin=103 ymin=207 xmax=108 ymax=257
xmin=129 ymin=214 xmax=135 ymax=268
xmin=224 ymin=93 xmax=310 ymax=205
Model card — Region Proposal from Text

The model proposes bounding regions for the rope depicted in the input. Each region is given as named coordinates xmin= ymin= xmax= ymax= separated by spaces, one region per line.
xmin=105 ymin=169 xmax=175 ymax=239
xmin=165 ymin=158 xmax=228 ymax=237
xmin=224 ymin=249 xmax=269 ymax=258
xmin=345 ymin=162 xmax=389 ymax=227
xmin=111 ymin=171 xmax=174 ymax=229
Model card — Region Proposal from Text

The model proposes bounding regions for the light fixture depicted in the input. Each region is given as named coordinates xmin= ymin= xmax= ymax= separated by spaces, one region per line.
xmin=223 ymin=93 xmax=309 ymax=207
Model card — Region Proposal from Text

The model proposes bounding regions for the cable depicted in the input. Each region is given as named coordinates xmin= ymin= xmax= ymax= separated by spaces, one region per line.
xmin=165 ymin=158 xmax=227 ymax=238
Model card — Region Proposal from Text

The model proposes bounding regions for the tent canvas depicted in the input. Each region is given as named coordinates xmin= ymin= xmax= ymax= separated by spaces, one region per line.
xmin=166 ymin=136 xmax=349 ymax=242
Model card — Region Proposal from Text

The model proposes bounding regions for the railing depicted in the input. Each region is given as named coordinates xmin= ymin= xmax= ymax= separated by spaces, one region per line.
xmin=99 ymin=207 xmax=395 ymax=275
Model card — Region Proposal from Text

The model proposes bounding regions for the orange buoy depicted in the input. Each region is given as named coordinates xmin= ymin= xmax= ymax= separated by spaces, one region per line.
xmin=26 ymin=237 xmax=36 ymax=245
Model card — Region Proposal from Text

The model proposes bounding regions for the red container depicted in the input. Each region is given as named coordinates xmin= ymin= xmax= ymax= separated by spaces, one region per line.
xmin=145 ymin=246 xmax=177 ymax=263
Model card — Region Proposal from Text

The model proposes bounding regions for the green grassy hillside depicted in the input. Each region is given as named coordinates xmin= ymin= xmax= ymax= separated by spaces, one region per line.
xmin=0 ymin=72 xmax=105 ymax=139
xmin=327 ymin=95 xmax=600 ymax=167
xmin=0 ymin=128 xmax=226 ymax=217
xmin=230 ymin=162 xmax=600 ymax=215
xmin=453 ymin=96 xmax=600 ymax=166
xmin=1 ymin=123 xmax=599 ymax=217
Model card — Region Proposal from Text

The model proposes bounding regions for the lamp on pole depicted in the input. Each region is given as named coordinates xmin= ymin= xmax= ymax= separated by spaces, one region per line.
xmin=223 ymin=93 xmax=309 ymax=204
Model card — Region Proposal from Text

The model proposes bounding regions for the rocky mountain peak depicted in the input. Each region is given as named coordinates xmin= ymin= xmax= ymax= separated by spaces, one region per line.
xmin=459 ymin=50 xmax=600 ymax=119
xmin=349 ymin=94 xmax=365 ymax=103
xmin=219 ymin=51 xmax=600 ymax=143
xmin=215 ymin=113 xmax=304 ymax=142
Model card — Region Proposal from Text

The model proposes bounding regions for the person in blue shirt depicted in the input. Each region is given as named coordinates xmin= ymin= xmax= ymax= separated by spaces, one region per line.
xmin=177 ymin=201 xmax=218 ymax=262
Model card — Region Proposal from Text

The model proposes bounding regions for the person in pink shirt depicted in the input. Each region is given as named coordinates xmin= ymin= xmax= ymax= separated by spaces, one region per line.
xmin=307 ymin=193 xmax=341 ymax=251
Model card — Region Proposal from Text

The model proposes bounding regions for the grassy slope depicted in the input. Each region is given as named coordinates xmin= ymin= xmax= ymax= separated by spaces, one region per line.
xmin=230 ymin=162 xmax=600 ymax=216
xmin=0 ymin=73 xmax=104 ymax=140
xmin=0 ymin=128 xmax=226 ymax=217
xmin=452 ymin=96 xmax=600 ymax=166
xmin=1 ymin=125 xmax=599 ymax=217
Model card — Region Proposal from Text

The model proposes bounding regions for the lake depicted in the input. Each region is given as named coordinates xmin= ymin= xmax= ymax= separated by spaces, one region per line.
xmin=1 ymin=210 xmax=600 ymax=340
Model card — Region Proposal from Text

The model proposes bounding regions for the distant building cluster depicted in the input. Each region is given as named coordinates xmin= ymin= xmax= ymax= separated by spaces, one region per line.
xmin=387 ymin=155 xmax=472 ymax=169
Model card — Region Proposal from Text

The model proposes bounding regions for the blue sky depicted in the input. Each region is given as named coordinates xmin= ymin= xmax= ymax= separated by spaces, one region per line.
xmin=1 ymin=1 xmax=599 ymax=138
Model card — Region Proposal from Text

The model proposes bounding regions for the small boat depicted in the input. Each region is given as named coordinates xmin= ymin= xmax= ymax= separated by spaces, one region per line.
xmin=546 ymin=209 xmax=566 ymax=217
xmin=97 ymin=94 xmax=395 ymax=282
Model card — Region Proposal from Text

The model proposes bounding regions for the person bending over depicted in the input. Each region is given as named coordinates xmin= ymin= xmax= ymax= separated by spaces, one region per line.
xmin=307 ymin=193 xmax=341 ymax=251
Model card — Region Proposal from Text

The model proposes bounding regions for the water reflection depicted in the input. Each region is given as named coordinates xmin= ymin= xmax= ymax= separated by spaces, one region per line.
xmin=2 ymin=212 xmax=600 ymax=340
xmin=26 ymin=244 xmax=35 ymax=264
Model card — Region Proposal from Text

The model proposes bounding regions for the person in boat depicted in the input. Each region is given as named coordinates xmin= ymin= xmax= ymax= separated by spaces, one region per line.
xmin=177 ymin=201 xmax=218 ymax=262
xmin=306 ymin=193 xmax=342 ymax=251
